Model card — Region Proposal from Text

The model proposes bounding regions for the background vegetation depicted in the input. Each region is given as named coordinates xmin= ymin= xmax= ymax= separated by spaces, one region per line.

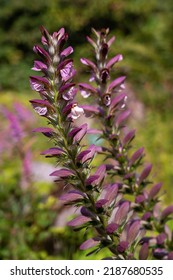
xmin=0 ymin=0 xmax=173 ymax=259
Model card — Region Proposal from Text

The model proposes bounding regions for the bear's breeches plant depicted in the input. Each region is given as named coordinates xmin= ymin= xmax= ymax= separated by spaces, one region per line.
xmin=30 ymin=26 xmax=173 ymax=260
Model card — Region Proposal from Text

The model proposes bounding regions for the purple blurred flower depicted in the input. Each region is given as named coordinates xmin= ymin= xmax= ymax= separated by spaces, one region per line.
xmin=127 ymin=220 xmax=141 ymax=244
xmin=138 ymin=164 xmax=152 ymax=184
xmin=77 ymin=144 xmax=96 ymax=164
xmin=60 ymin=190 xmax=85 ymax=202
xmin=95 ymin=199 xmax=108 ymax=209
xmin=114 ymin=201 xmax=130 ymax=225
xmin=148 ymin=183 xmax=162 ymax=200
xmin=50 ymin=168 xmax=75 ymax=178
xmin=117 ymin=241 xmax=129 ymax=253
xmin=68 ymin=216 xmax=91 ymax=227
xmin=3 ymin=109 xmax=24 ymax=142
xmin=32 ymin=60 xmax=47 ymax=71
xmin=156 ymin=233 xmax=166 ymax=245
xmin=129 ymin=147 xmax=144 ymax=166
xmin=106 ymin=54 xmax=123 ymax=69
xmin=161 ymin=205 xmax=173 ymax=220
xmin=80 ymin=238 xmax=100 ymax=250
xmin=139 ymin=243 xmax=149 ymax=260
xmin=41 ymin=147 xmax=64 ymax=157
xmin=106 ymin=223 xmax=119 ymax=234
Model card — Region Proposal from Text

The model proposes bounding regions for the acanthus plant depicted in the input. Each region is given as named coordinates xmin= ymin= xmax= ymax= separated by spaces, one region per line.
xmin=30 ymin=26 xmax=173 ymax=260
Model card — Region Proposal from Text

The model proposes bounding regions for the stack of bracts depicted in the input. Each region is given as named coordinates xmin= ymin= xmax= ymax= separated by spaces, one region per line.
xmin=30 ymin=26 xmax=173 ymax=260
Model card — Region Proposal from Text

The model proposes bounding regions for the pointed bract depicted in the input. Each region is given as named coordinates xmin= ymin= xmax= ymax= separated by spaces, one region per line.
xmin=68 ymin=216 xmax=91 ymax=227
xmin=139 ymin=243 xmax=149 ymax=260
xmin=50 ymin=168 xmax=74 ymax=178
xmin=114 ymin=201 xmax=130 ymax=225
xmin=80 ymin=238 xmax=100 ymax=250
xmin=139 ymin=164 xmax=152 ymax=184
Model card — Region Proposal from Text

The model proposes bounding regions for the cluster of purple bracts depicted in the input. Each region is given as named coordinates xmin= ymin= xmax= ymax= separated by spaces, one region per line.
xmin=30 ymin=27 xmax=173 ymax=259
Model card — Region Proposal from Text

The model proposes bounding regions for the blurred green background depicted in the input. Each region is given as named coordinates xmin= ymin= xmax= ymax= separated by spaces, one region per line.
xmin=0 ymin=0 xmax=173 ymax=259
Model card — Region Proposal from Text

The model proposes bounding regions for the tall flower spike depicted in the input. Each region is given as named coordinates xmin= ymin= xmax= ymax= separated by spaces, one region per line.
xmin=30 ymin=27 xmax=173 ymax=260
xmin=79 ymin=28 xmax=173 ymax=259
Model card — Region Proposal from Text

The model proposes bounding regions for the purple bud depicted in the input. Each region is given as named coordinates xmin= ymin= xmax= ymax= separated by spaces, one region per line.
xmin=80 ymin=207 xmax=96 ymax=218
xmin=94 ymin=165 xmax=106 ymax=185
xmin=86 ymin=36 xmax=97 ymax=48
xmin=49 ymin=168 xmax=74 ymax=178
xmin=114 ymin=201 xmax=130 ymax=225
xmin=33 ymin=45 xmax=50 ymax=62
xmin=127 ymin=220 xmax=141 ymax=244
xmin=108 ymin=76 xmax=126 ymax=91
xmin=104 ymin=184 xmax=119 ymax=203
xmin=59 ymin=82 xmax=75 ymax=93
xmin=85 ymin=175 xmax=100 ymax=186
xmin=73 ymin=123 xmax=87 ymax=143
xmin=77 ymin=144 xmax=96 ymax=163
xmin=148 ymin=183 xmax=162 ymax=200
xmin=106 ymin=223 xmax=119 ymax=234
xmin=77 ymin=149 xmax=92 ymax=162
xmin=142 ymin=212 xmax=152 ymax=221
xmin=95 ymin=199 xmax=108 ymax=209
xmin=80 ymin=238 xmax=100 ymax=250
xmin=107 ymin=36 xmax=116 ymax=47
xmin=32 ymin=127 xmax=54 ymax=137
xmin=62 ymin=102 xmax=76 ymax=116
xmin=156 ymin=233 xmax=166 ymax=245
xmin=61 ymin=46 xmax=73 ymax=57
xmin=115 ymin=110 xmax=131 ymax=127
xmin=40 ymin=147 xmax=64 ymax=157
xmin=161 ymin=205 xmax=173 ymax=220
xmin=129 ymin=147 xmax=144 ymax=166
xmin=139 ymin=243 xmax=149 ymax=260
xmin=109 ymin=93 xmax=127 ymax=112
xmin=67 ymin=215 xmax=91 ymax=227
xmin=117 ymin=241 xmax=129 ymax=253
xmin=168 ymin=252 xmax=173 ymax=260
xmin=164 ymin=224 xmax=172 ymax=241
xmin=60 ymin=191 xmax=85 ymax=202
xmin=135 ymin=194 xmax=146 ymax=204
xmin=80 ymin=58 xmax=97 ymax=71
xmin=106 ymin=54 xmax=123 ymax=69
xmin=153 ymin=203 xmax=161 ymax=219
xmin=138 ymin=164 xmax=152 ymax=184
xmin=122 ymin=129 xmax=136 ymax=146
xmin=40 ymin=25 xmax=50 ymax=44
xmin=32 ymin=60 xmax=47 ymax=71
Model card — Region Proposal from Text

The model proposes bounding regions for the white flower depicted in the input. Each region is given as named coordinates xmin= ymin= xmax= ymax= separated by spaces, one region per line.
xmin=62 ymin=86 xmax=76 ymax=100
xmin=34 ymin=106 xmax=47 ymax=116
xmin=80 ymin=89 xmax=91 ymax=98
xmin=71 ymin=104 xmax=84 ymax=120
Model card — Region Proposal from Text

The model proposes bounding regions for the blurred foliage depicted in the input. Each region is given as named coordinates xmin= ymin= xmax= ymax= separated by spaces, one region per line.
xmin=0 ymin=0 xmax=173 ymax=99
xmin=0 ymin=98 xmax=97 ymax=260
xmin=0 ymin=0 xmax=173 ymax=259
